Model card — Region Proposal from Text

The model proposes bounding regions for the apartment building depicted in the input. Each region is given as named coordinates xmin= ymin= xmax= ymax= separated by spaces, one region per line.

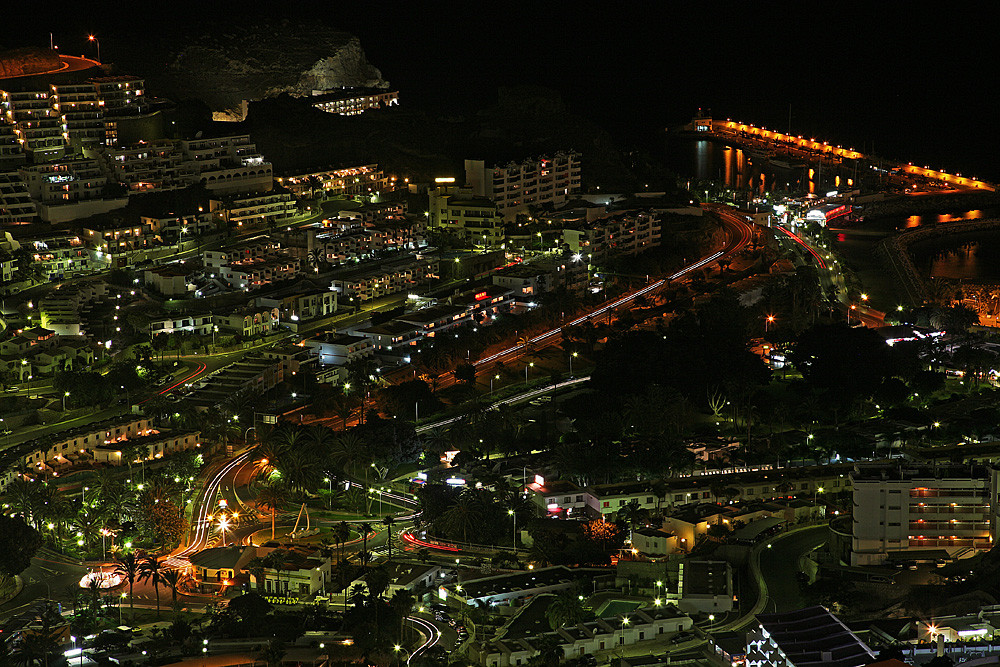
xmin=210 ymin=191 xmax=297 ymax=228
xmin=0 ymin=170 xmax=36 ymax=224
xmin=277 ymin=164 xmax=388 ymax=198
xmin=311 ymin=87 xmax=399 ymax=115
xmin=394 ymin=305 xmax=469 ymax=337
xmin=183 ymin=355 xmax=284 ymax=410
xmin=850 ymin=463 xmax=1000 ymax=566
xmin=309 ymin=221 xmax=422 ymax=264
xmin=427 ymin=184 xmax=504 ymax=247
xmin=19 ymin=159 xmax=124 ymax=223
xmin=49 ymin=83 xmax=104 ymax=150
xmin=256 ymin=288 xmax=338 ymax=323
xmin=214 ymin=306 xmax=281 ymax=337
xmin=745 ymin=606 xmax=875 ymax=667
xmin=0 ymin=230 xmax=18 ymax=283
xmin=26 ymin=232 xmax=106 ymax=281
xmin=465 ymin=151 xmax=582 ymax=220
xmin=147 ymin=311 xmax=214 ymax=336
xmin=0 ymin=89 xmax=64 ymax=162
xmin=93 ymin=429 xmax=202 ymax=465
xmin=178 ymin=135 xmax=273 ymax=195
xmin=102 ymin=141 xmax=192 ymax=192
xmin=39 ymin=281 xmax=109 ymax=336
xmin=0 ymin=123 xmax=25 ymax=169
xmin=0 ymin=326 xmax=94 ymax=383
xmin=301 ymin=332 xmax=375 ymax=365
xmin=90 ymin=76 xmax=146 ymax=113
xmin=330 ymin=255 xmax=439 ymax=302
xmin=0 ymin=416 xmax=153 ymax=491
xmin=562 ymin=211 xmax=662 ymax=265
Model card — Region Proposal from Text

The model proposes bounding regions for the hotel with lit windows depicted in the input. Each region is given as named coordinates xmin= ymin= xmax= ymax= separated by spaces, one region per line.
xmin=850 ymin=463 xmax=1000 ymax=566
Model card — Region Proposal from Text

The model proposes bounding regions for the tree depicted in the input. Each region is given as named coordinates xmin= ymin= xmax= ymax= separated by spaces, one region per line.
xmin=359 ymin=522 xmax=374 ymax=568
xmin=454 ymin=362 xmax=477 ymax=387
xmin=264 ymin=549 xmax=289 ymax=596
xmin=162 ymin=568 xmax=183 ymax=608
xmin=0 ymin=515 xmax=43 ymax=593
xmin=545 ymin=589 xmax=587 ymax=630
xmin=791 ymin=323 xmax=893 ymax=401
xmin=139 ymin=554 xmax=167 ymax=617
xmin=246 ymin=556 xmax=267 ymax=593
xmin=382 ymin=515 xmax=396 ymax=562
xmin=256 ymin=483 xmax=288 ymax=541
xmin=113 ymin=552 xmax=142 ymax=622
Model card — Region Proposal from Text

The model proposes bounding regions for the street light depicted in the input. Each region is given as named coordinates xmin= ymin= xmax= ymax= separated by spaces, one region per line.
xmin=508 ymin=508 xmax=517 ymax=552
xmin=765 ymin=315 xmax=775 ymax=332
xmin=569 ymin=351 xmax=578 ymax=377
xmin=490 ymin=373 xmax=500 ymax=395
xmin=63 ymin=391 xmax=70 ymax=411
xmin=217 ymin=516 xmax=230 ymax=546
xmin=525 ymin=361 xmax=534 ymax=385
xmin=87 ymin=34 xmax=100 ymax=62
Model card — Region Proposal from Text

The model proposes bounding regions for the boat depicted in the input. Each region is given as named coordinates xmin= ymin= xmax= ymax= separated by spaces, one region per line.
xmin=771 ymin=159 xmax=806 ymax=170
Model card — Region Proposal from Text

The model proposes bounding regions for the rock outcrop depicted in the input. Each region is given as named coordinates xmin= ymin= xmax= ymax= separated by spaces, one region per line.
xmin=157 ymin=20 xmax=388 ymax=121
xmin=0 ymin=47 xmax=64 ymax=79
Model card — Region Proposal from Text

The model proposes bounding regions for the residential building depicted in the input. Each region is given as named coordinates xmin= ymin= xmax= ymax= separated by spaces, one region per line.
xmin=0 ymin=231 xmax=17 ymax=283
xmin=470 ymin=601 xmax=691 ymax=667
xmin=92 ymin=429 xmax=202 ymax=465
xmin=27 ymin=232 xmax=108 ymax=281
xmin=445 ymin=566 xmax=607 ymax=609
xmin=0 ymin=123 xmax=25 ymax=169
xmin=256 ymin=288 xmax=338 ymax=323
xmin=277 ymin=164 xmax=387 ymax=198
xmin=562 ymin=211 xmax=662 ymax=265
xmin=311 ymin=87 xmax=399 ymax=115
xmin=0 ymin=326 xmax=94 ymax=382
xmin=348 ymin=562 xmax=442 ymax=598
xmin=0 ymin=89 xmax=64 ymax=162
xmin=301 ymin=332 xmax=375 ymax=365
xmin=213 ymin=306 xmax=281 ymax=337
xmin=101 ymin=141 xmax=191 ymax=192
xmin=492 ymin=259 xmax=587 ymax=300
xmin=250 ymin=545 xmax=332 ymax=598
xmin=330 ymin=255 xmax=438 ymax=302
xmin=850 ymin=463 xmax=1000 ymax=566
xmin=49 ymin=83 xmax=104 ymax=150
xmin=210 ymin=191 xmax=297 ymax=228
xmin=178 ymin=135 xmax=273 ymax=195
xmin=631 ymin=528 xmax=679 ymax=558
xmin=19 ymin=159 xmax=124 ymax=223
xmin=0 ymin=170 xmax=37 ymax=224
xmin=348 ymin=320 xmax=421 ymax=351
xmin=679 ymin=560 xmax=733 ymax=614
xmin=465 ymin=152 xmax=582 ymax=220
xmin=427 ymin=184 xmax=504 ymax=246
xmin=183 ymin=355 xmax=284 ymax=410
xmin=147 ymin=312 xmax=214 ymax=336
xmin=143 ymin=266 xmax=191 ymax=297
xmin=745 ymin=606 xmax=876 ymax=667
xmin=90 ymin=76 xmax=146 ymax=113
xmin=393 ymin=305 xmax=469 ymax=337
xmin=38 ymin=281 xmax=109 ymax=336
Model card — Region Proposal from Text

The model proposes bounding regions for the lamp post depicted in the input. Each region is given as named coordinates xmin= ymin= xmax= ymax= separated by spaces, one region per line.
xmin=87 ymin=34 xmax=100 ymax=62
xmin=524 ymin=361 xmax=534 ymax=386
xmin=63 ymin=391 xmax=70 ymax=411
xmin=393 ymin=644 xmax=412 ymax=666
xmin=765 ymin=315 xmax=775 ymax=332
xmin=324 ymin=477 xmax=333 ymax=509
xmin=569 ymin=351 xmax=578 ymax=377
xmin=490 ymin=373 xmax=500 ymax=395
xmin=508 ymin=508 xmax=516 ymax=552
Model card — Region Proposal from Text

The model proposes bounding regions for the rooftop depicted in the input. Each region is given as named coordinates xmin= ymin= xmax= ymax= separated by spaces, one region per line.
xmin=756 ymin=605 xmax=876 ymax=667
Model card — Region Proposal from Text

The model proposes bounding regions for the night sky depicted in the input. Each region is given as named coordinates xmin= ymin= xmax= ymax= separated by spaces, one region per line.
xmin=3 ymin=3 xmax=995 ymax=179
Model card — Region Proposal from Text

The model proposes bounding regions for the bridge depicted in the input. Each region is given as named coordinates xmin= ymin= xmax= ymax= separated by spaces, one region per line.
xmin=682 ymin=114 xmax=995 ymax=192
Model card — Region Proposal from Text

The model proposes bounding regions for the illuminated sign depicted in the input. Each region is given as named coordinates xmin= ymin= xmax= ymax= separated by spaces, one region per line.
xmin=434 ymin=177 xmax=456 ymax=183
xmin=474 ymin=291 xmax=488 ymax=301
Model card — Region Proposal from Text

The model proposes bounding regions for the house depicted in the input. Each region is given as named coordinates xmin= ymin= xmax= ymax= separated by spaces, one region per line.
xmin=632 ymin=528 xmax=679 ymax=558
xmin=348 ymin=563 xmax=443 ymax=597
xmin=249 ymin=546 xmax=332 ymax=598
xmin=349 ymin=320 xmax=421 ymax=351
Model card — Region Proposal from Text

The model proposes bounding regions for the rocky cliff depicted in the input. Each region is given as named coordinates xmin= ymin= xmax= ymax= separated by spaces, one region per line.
xmin=157 ymin=20 xmax=388 ymax=120
xmin=0 ymin=47 xmax=64 ymax=79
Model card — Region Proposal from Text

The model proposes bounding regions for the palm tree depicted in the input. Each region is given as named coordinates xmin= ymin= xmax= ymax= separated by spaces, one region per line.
xmin=359 ymin=521 xmax=374 ymax=569
xmin=256 ymin=483 xmax=288 ymax=541
xmin=161 ymin=569 xmax=183 ymax=608
xmin=264 ymin=549 xmax=288 ymax=596
xmin=441 ymin=495 xmax=481 ymax=543
xmin=382 ymin=515 xmax=396 ymax=562
xmin=545 ymin=589 xmax=587 ymax=630
xmin=113 ymin=552 xmax=141 ymax=622
xmin=335 ymin=521 xmax=351 ymax=566
xmin=246 ymin=556 xmax=267 ymax=593
xmin=139 ymin=554 xmax=166 ymax=617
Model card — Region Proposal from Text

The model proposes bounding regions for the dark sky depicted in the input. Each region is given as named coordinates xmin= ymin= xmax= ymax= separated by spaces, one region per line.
xmin=4 ymin=2 xmax=996 ymax=178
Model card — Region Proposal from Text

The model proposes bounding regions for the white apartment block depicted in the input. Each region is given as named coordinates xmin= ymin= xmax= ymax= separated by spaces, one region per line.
xmin=102 ymin=141 xmax=193 ymax=192
xmin=850 ymin=463 xmax=1000 ymax=566
xmin=0 ymin=89 xmax=64 ymax=162
xmin=562 ymin=211 xmax=662 ymax=265
xmin=27 ymin=233 xmax=106 ymax=281
xmin=0 ymin=123 xmax=24 ymax=168
xmin=465 ymin=151 xmax=582 ymax=220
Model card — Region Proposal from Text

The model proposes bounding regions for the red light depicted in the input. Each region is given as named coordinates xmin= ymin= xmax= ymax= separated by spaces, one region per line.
xmin=474 ymin=291 xmax=488 ymax=301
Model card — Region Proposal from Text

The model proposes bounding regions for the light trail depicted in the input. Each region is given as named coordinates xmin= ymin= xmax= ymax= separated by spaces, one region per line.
xmin=776 ymin=225 xmax=827 ymax=269
xmin=405 ymin=615 xmax=441 ymax=664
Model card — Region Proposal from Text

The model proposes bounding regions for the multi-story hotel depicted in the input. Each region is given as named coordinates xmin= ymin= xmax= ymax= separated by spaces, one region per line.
xmin=850 ymin=463 xmax=1000 ymax=566
xmin=178 ymin=135 xmax=273 ymax=195
xmin=310 ymin=87 xmax=399 ymax=115
xmin=18 ymin=159 xmax=115 ymax=223
xmin=465 ymin=151 xmax=582 ymax=220
xmin=0 ymin=89 xmax=65 ymax=162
